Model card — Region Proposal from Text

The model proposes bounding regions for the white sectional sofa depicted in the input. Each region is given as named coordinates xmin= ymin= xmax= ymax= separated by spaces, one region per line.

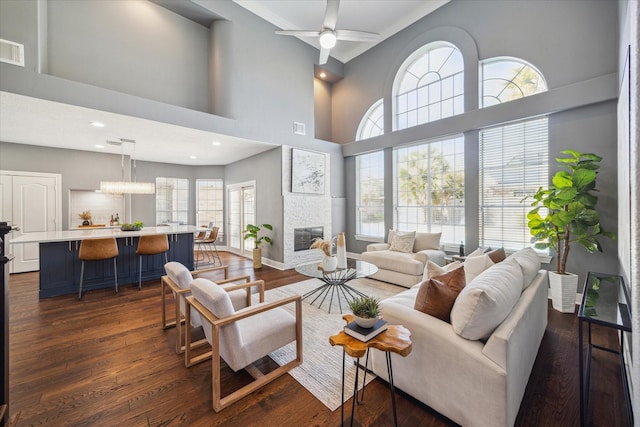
xmin=361 ymin=230 xmax=447 ymax=287
xmin=370 ymin=248 xmax=548 ymax=427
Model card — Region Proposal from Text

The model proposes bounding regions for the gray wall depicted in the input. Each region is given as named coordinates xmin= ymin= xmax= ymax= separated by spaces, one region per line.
xmin=0 ymin=142 xmax=125 ymax=230
xmin=334 ymin=0 xmax=620 ymax=289
xmin=225 ymin=147 xmax=284 ymax=262
xmin=45 ymin=0 xmax=211 ymax=112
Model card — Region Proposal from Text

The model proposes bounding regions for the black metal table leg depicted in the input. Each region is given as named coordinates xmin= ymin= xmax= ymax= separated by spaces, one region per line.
xmin=387 ymin=352 xmax=398 ymax=427
xmin=579 ymin=316 xmax=584 ymax=427
xmin=350 ymin=357 xmax=360 ymax=427
xmin=341 ymin=349 xmax=345 ymax=427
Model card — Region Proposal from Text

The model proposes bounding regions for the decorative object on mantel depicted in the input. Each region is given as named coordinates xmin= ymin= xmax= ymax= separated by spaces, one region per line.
xmin=310 ymin=236 xmax=337 ymax=271
xmin=79 ymin=210 xmax=92 ymax=226
xmin=100 ymin=139 xmax=155 ymax=194
xmin=524 ymin=150 xmax=615 ymax=312
xmin=336 ymin=232 xmax=347 ymax=269
xmin=348 ymin=296 xmax=381 ymax=329
xmin=242 ymin=223 xmax=273 ymax=269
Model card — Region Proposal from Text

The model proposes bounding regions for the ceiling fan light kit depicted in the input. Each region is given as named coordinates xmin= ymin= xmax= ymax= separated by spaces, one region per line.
xmin=319 ymin=30 xmax=337 ymax=49
xmin=275 ymin=0 xmax=379 ymax=64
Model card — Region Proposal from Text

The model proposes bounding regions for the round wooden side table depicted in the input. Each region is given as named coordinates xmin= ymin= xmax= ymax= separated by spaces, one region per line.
xmin=329 ymin=314 xmax=411 ymax=427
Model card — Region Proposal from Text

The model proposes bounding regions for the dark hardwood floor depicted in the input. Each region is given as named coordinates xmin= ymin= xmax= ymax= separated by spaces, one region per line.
xmin=6 ymin=252 xmax=630 ymax=426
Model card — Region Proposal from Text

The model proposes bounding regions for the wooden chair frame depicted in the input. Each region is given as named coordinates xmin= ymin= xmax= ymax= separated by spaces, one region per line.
xmin=185 ymin=292 xmax=303 ymax=412
xmin=161 ymin=264 xmax=261 ymax=354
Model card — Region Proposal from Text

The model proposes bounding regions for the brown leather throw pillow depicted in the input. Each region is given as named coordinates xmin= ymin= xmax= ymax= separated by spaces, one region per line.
xmin=414 ymin=265 xmax=466 ymax=322
xmin=487 ymin=247 xmax=506 ymax=264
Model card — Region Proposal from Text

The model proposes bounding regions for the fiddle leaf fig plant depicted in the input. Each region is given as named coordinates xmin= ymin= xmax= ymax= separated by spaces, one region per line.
xmin=525 ymin=149 xmax=615 ymax=274
xmin=243 ymin=224 xmax=273 ymax=249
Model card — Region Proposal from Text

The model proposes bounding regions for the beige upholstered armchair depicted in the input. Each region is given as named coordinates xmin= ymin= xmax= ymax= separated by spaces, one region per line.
xmin=185 ymin=278 xmax=303 ymax=412
xmin=161 ymin=262 xmax=263 ymax=354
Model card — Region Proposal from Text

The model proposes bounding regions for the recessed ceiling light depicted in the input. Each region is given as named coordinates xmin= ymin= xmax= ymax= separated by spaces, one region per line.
xmin=189 ymin=155 xmax=197 ymax=159
xmin=95 ymin=144 xmax=105 ymax=148
xmin=91 ymin=121 xmax=105 ymax=128
xmin=319 ymin=72 xmax=327 ymax=79
xmin=212 ymin=141 xmax=221 ymax=146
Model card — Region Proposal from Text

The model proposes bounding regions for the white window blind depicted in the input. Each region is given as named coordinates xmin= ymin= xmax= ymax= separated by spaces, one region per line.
xmin=393 ymin=136 xmax=465 ymax=245
xmin=479 ymin=117 xmax=548 ymax=251
xmin=356 ymin=151 xmax=385 ymax=238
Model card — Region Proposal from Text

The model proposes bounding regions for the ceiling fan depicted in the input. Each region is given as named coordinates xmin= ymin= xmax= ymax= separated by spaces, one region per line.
xmin=275 ymin=0 xmax=380 ymax=64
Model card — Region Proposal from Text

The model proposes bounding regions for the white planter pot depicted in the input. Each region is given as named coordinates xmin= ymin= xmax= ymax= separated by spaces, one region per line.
xmin=549 ymin=271 xmax=579 ymax=313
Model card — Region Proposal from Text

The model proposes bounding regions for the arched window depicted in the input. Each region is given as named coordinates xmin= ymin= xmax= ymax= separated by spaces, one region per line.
xmin=480 ymin=57 xmax=547 ymax=107
xmin=356 ymin=99 xmax=384 ymax=141
xmin=393 ymin=42 xmax=464 ymax=130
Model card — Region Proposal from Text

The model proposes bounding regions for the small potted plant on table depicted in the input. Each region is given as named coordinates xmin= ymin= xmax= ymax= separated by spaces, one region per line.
xmin=349 ymin=296 xmax=381 ymax=328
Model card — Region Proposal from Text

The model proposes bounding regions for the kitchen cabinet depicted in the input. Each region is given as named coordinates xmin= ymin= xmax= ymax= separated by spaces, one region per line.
xmin=37 ymin=231 xmax=194 ymax=298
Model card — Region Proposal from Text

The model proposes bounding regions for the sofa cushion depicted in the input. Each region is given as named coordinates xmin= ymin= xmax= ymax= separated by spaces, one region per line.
xmin=450 ymin=258 xmax=524 ymax=340
xmin=363 ymin=249 xmax=424 ymax=276
xmin=507 ymin=247 xmax=541 ymax=288
xmin=464 ymin=252 xmax=495 ymax=284
xmin=423 ymin=260 xmax=462 ymax=281
xmin=414 ymin=232 xmax=442 ymax=251
xmin=389 ymin=231 xmax=416 ymax=253
xmin=414 ymin=266 xmax=466 ymax=322
xmin=487 ymin=247 xmax=506 ymax=264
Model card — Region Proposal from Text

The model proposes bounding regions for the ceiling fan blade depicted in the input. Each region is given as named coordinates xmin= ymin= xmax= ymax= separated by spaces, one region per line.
xmin=319 ymin=47 xmax=331 ymax=65
xmin=323 ymin=0 xmax=340 ymax=31
xmin=335 ymin=29 xmax=380 ymax=42
xmin=275 ymin=30 xmax=321 ymax=38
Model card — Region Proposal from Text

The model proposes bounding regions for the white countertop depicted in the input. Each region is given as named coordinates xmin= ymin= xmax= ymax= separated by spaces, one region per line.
xmin=9 ymin=225 xmax=199 ymax=244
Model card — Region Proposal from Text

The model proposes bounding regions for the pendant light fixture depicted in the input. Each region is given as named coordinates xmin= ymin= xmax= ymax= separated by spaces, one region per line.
xmin=100 ymin=139 xmax=155 ymax=194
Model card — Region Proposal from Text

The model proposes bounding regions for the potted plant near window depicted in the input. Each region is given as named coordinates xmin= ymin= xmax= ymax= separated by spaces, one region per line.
xmin=525 ymin=149 xmax=615 ymax=313
xmin=242 ymin=224 xmax=273 ymax=269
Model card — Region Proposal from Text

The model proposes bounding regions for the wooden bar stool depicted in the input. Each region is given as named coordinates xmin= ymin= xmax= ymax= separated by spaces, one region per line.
xmin=136 ymin=234 xmax=169 ymax=290
xmin=78 ymin=237 xmax=119 ymax=300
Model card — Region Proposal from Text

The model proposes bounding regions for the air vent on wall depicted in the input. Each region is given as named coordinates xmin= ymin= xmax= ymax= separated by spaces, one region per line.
xmin=293 ymin=121 xmax=306 ymax=136
xmin=0 ymin=39 xmax=25 ymax=67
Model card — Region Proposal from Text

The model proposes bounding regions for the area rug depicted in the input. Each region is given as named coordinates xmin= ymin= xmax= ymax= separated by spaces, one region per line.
xmin=259 ymin=278 xmax=404 ymax=411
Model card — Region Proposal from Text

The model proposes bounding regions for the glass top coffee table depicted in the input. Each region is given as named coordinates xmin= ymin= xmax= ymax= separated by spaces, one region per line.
xmin=294 ymin=259 xmax=378 ymax=313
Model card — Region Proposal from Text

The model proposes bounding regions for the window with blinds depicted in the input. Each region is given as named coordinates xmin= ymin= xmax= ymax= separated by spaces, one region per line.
xmin=156 ymin=177 xmax=189 ymax=225
xmin=196 ymin=179 xmax=224 ymax=233
xmin=479 ymin=117 xmax=548 ymax=251
xmin=356 ymin=151 xmax=385 ymax=239
xmin=393 ymin=136 xmax=465 ymax=245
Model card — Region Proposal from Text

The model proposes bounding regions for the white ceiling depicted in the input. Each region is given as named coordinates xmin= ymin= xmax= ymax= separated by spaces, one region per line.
xmin=0 ymin=91 xmax=277 ymax=166
xmin=0 ymin=0 xmax=449 ymax=165
xmin=234 ymin=0 xmax=449 ymax=64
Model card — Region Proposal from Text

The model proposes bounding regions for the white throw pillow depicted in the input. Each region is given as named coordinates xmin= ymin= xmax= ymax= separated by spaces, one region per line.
xmin=389 ymin=231 xmax=416 ymax=253
xmin=450 ymin=258 xmax=524 ymax=340
xmin=423 ymin=260 xmax=462 ymax=280
xmin=414 ymin=232 xmax=442 ymax=251
xmin=507 ymin=247 xmax=541 ymax=288
xmin=464 ymin=253 xmax=495 ymax=284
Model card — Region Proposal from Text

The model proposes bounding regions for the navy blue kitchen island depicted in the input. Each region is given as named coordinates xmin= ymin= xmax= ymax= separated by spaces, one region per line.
xmin=11 ymin=226 xmax=196 ymax=298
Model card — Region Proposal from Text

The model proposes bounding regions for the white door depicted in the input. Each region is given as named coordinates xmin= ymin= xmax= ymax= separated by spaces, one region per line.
xmin=226 ymin=182 xmax=256 ymax=257
xmin=1 ymin=171 xmax=60 ymax=272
